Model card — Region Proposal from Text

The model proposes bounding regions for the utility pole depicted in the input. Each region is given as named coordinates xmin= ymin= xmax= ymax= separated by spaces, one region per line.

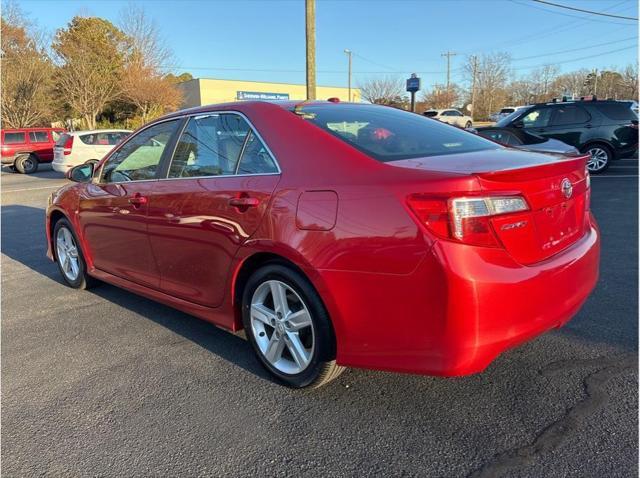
xmin=441 ymin=50 xmax=457 ymax=91
xmin=593 ymin=68 xmax=598 ymax=97
xmin=305 ymin=0 xmax=316 ymax=100
xmin=470 ymin=56 xmax=479 ymax=121
xmin=344 ymin=49 xmax=352 ymax=101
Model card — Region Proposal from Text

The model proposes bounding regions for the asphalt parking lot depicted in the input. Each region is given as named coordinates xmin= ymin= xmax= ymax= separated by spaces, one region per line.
xmin=1 ymin=160 xmax=638 ymax=477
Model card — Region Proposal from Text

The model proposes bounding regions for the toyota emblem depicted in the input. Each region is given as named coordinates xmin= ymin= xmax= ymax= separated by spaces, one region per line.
xmin=561 ymin=178 xmax=573 ymax=199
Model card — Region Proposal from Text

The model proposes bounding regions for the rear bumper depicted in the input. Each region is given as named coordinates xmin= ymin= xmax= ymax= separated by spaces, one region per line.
xmin=326 ymin=217 xmax=600 ymax=376
xmin=51 ymin=160 xmax=73 ymax=173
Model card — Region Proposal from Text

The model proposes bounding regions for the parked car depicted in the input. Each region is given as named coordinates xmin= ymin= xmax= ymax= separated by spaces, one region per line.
xmin=46 ymin=101 xmax=599 ymax=388
xmin=52 ymin=129 xmax=131 ymax=174
xmin=423 ymin=109 xmax=473 ymax=128
xmin=495 ymin=98 xmax=638 ymax=173
xmin=489 ymin=106 xmax=528 ymax=123
xmin=1 ymin=127 xmax=66 ymax=173
xmin=473 ymin=126 xmax=579 ymax=155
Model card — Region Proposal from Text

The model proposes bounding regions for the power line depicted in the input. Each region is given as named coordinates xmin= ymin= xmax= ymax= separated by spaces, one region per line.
xmin=512 ymin=44 xmax=637 ymax=71
xmin=509 ymin=0 xmax=637 ymax=25
xmin=532 ymin=0 xmax=638 ymax=20
xmin=511 ymin=36 xmax=637 ymax=62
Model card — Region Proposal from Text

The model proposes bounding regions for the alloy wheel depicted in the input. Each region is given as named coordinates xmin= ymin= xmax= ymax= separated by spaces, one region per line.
xmin=587 ymin=147 xmax=609 ymax=172
xmin=250 ymin=280 xmax=315 ymax=374
xmin=56 ymin=226 xmax=80 ymax=281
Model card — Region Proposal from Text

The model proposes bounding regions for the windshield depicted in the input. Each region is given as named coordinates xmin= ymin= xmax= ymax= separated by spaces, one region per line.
xmin=496 ymin=106 xmax=532 ymax=127
xmin=294 ymin=104 xmax=498 ymax=162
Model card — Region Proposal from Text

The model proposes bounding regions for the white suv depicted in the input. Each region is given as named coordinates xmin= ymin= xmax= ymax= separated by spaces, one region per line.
xmin=52 ymin=129 xmax=130 ymax=174
xmin=423 ymin=109 xmax=473 ymax=129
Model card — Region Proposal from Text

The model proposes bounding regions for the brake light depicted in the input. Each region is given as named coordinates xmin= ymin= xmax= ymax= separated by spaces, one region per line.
xmin=63 ymin=136 xmax=73 ymax=155
xmin=407 ymin=194 xmax=529 ymax=247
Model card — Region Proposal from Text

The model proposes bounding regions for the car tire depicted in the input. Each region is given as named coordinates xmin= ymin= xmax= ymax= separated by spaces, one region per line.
xmin=582 ymin=143 xmax=612 ymax=174
xmin=465 ymin=121 xmax=472 ymax=129
xmin=53 ymin=218 xmax=99 ymax=290
xmin=242 ymin=263 xmax=345 ymax=388
xmin=15 ymin=154 xmax=38 ymax=174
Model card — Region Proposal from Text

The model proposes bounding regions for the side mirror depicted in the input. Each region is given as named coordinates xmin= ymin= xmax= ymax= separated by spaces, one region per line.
xmin=66 ymin=163 xmax=94 ymax=183
xmin=513 ymin=120 xmax=524 ymax=128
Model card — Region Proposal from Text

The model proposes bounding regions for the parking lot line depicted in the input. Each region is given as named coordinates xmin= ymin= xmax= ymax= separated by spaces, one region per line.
xmin=1 ymin=185 xmax=61 ymax=193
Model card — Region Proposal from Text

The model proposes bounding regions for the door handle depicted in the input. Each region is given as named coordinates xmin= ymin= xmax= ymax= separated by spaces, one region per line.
xmin=228 ymin=197 xmax=259 ymax=208
xmin=128 ymin=193 xmax=148 ymax=207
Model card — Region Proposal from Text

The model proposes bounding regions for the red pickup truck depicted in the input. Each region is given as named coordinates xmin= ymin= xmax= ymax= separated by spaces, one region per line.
xmin=1 ymin=128 xmax=66 ymax=174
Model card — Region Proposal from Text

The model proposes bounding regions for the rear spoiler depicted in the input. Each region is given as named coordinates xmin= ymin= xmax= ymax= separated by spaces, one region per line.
xmin=475 ymin=155 xmax=588 ymax=182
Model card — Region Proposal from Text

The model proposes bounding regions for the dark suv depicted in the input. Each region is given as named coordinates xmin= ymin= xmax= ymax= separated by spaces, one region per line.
xmin=495 ymin=99 xmax=638 ymax=173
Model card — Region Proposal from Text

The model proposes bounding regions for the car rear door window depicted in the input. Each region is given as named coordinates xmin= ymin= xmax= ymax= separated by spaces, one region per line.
xmin=423 ymin=111 xmax=438 ymax=118
xmin=597 ymin=102 xmax=638 ymax=121
xmin=29 ymin=131 xmax=49 ymax=143
xmin=3 ymin=132 xmax=25 ymax=144
xmin=101 ymin=120 xmax=179 ymax=183
xmin=236 ymin=131 xmax=279 ymax=174
xmin=168 ymin=114 xmax=250 ymax=178
xmin=550 ymin=105 xmax=590 ymax=126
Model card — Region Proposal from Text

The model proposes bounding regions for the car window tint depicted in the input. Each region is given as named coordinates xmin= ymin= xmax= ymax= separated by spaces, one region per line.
xmin=550 ymin=105 xmax=590 ymax=126
xmin=296 ymin=104 xmax=497 ymax=162
xmin=451 ymin=111 xmax=462 ymax=117
xmin=423 ymin=111 xmax=438 ymax=117
xmin=101 ymin=120 xmax=178 ymax=183
xmin=51 ymin=131 xmax=62 ymax=142
xmin=55 ymin=133 xmax=71 ymax=147
xmin=169 ymin=114 xmax=249 ymax=178
xmin=237 ymin=131 xmax=278 ymax=174
xmin=500 ymin=108 xmax=515 ymax=114
xmin=29 ymin=131 xmax=49 ymax=142
xmin=3 ymin=132 xmax=25 ymax=144
xmin=597 ymin=102 xmax=638 ymax=121
xmin=521 ymin=108 xmax=552 ymax=128
xmin=479 ymin=130 xmax=521 ymax=146
xmin=80 ymin=132 xmax=126 ymax=146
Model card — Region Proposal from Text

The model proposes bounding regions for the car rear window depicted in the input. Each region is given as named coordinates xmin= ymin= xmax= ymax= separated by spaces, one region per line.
xmin=3 ymin=132 xmax=26 ymax=144
xmin=295 ymin=104 xmax=497 ymax=162
xmin=423 ymin=111 xmax=438 ymax=117
xmin=55 ymin=134 xmax=71 ymax=147
xmin=596 ymin=102 xmax=638 ymax=121
xmin=29 ymin=131 xmax=49 ymax=143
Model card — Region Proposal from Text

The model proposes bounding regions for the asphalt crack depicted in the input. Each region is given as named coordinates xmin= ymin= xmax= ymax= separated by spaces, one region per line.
xmin=468 ymin=355 xmax=636 ymax=478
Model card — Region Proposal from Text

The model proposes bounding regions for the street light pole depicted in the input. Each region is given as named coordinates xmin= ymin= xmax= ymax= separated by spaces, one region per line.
xmin=344 ymin=49 xmax=352 ymax=102
xmin=305 ymin=0 xmax=316 ymax=100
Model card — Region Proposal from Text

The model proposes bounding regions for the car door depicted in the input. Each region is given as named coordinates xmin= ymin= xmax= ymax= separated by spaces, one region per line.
xmin=146 ymin=112 xmax=280 ymax=308
xmin=77 ymin=119 xmax=182 ymax=288
xmin=538 ymin=104 xmax=594 ymax=148
xmin=28 ymin=130 xmax=53 ymax=160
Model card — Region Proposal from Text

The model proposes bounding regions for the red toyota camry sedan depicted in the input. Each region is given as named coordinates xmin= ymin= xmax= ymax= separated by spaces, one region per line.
xmin=46 ymin=101 xmax=600 ymax=388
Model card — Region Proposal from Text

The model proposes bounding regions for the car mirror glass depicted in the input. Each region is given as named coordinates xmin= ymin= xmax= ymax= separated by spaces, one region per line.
xmin=67 ymin=163 xmax=94 ymax=183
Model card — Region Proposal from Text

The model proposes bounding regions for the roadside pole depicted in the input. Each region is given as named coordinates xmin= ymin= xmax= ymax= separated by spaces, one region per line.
xmin=306 ymin=0 xmax=316 ymax=100
xmin=406 ymin=73 xmax=421 ymax=113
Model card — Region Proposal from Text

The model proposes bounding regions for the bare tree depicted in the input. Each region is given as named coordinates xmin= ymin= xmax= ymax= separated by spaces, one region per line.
xmin=358 ymin=77 xmax=407 ymax=107
xmin=462 ymin=53 xmax=511 ymax=119
xmin=620 ymin=64 xmax=638 ymax=100
xmin=552 ymin=69 xmax=590 ymax=98
xmin=421 ymin=83 xmax=461 ymax=110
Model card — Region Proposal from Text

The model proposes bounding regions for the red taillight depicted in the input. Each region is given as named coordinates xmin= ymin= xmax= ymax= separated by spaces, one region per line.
xmin=63 ymin=136 xmax=73 ymax=155
xmin=407 ymin=194 xmax=529 ymax=247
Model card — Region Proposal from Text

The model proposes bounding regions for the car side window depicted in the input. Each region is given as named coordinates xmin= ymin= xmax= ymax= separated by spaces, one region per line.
xmin=169 ymin=114 xmax=249 ymax=178
xmin=3 ymin=132 xmax=25 ymax=144
xmin=237 ymin=131 xmax=279 ymax=174
xmin=29 ymin=131 xmax=49 ymax=143
xmin=451 ymin=111 xmax=462 ymax=117
xmin=520 ymin=108 xmax=552 ymax=128
xmin=550 ymin=105 xmax=590 ymax=126
xmin=101 ymin=120 xmax=179 ymax=183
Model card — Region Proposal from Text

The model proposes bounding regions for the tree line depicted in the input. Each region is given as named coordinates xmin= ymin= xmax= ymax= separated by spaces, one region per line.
xmin=359 ymin=53 xmax=638 ymax=120
xmin=1 ymin=4 xmax=189 ymax=130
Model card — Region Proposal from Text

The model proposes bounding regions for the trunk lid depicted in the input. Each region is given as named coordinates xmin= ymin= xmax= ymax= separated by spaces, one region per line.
xmin=391 ymin=149 xmax=591 ymax=264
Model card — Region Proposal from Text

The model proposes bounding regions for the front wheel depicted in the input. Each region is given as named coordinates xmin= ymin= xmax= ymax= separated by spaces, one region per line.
xmin=583 ymin=144 xmax=612 ymax=174
xmin=242 ymin=264 xmax=344 ymax=388
xmin=53 ymin=218 xmax=98 ymax=289
xmin=15 ymin=154 xmax=38 ymax=174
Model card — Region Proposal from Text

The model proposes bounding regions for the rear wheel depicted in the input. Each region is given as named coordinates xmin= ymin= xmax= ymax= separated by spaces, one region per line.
xmin=53 ymin=218 xmax=98 ymax=289
xmin=15 ymin=154 xmax=38 ymax=174
xmin=583 ymin=143 xmax=612 ymax=174
xmin=242 ymin=264 xmax=344 ymax=388
xmin=465 ymin=121 xmax=472 ymax=129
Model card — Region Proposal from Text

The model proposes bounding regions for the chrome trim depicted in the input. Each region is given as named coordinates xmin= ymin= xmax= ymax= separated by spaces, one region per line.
xmin=95 ymin=110 xmax=282 ymax=186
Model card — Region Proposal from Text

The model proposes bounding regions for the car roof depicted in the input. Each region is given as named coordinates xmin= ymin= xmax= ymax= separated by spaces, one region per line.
xmin=66 ymin=129 xmax=132 ymax=135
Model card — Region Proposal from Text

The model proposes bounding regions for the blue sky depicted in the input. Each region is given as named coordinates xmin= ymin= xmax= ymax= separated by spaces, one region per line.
xmin=13 ymin=0 xmax=640 ymax=89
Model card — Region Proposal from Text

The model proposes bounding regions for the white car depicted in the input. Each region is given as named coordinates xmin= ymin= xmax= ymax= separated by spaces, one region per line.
xmin=489 ymin=106 xmax=528 ymax=123
xmin=423 ymin=109 xmax=473 ymax=128
xmin=52 ymin=129 xmax=131 ymax=174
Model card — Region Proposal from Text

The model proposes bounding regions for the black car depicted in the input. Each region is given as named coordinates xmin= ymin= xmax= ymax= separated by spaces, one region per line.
xmin=473 ymin=127 xmax=579 ymax=156
xmin=495 ymin=98 xmax=638 ymax=173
